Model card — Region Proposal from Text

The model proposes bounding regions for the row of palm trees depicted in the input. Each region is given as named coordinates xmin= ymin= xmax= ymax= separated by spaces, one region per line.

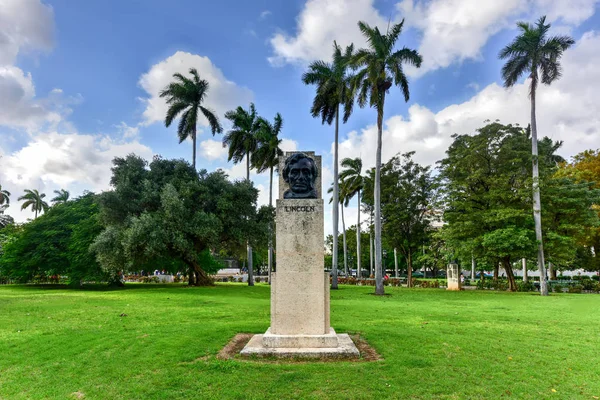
xmin=158 ymin=15 xmax=573 ymax=296
xmin=0 ymin=185 xmax=70 ymax=219
xmin=160 ymin=72 xmax=283 ymax=285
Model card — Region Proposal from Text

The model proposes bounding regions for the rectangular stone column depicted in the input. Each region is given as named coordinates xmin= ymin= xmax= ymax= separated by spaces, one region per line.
xmin=271 ymin=199 xmax=329 ymax=335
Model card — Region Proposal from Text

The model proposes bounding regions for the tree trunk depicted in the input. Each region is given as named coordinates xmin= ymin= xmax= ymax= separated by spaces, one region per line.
xmin=394 ymin=248 xmax=398 ymax=278
xmin=341 ymin=203 xmax=348 ymax=276
xmin=407 ymin=251 xmax=413 ymax=288
xmin=188 ymin=266 xmax=195 ymax=286
xmin=186 ymin=260 xmax=212 ymax=286
xmin=493 ymin=263 xmax=499 ymax=281
xmin=247 ymin=242 xmax=254 ymax=286
xmin=374 ymin=96 xmax=385 ymax=295
xmin=503 ymin=258 xmax=517 ymax=292
xmin=331 ymin=106 xmax=340 ymax=290
xmin=192 ymin=126 xmax=197 ymax=169
xmin=356 ymin=189 xmax=361 ymax=280
xmin=246 ymin=151 xmax=254 ymax=287
xmin=471 ymin=255 xmax=476 ymax=280
xmin=530 ymin=83 xmax=548 ymax=296
xmin=268 ymin=165 xmax=273 ymax=284
xmin=369 ymin=231 xmax=373 ymax=278
xmin=549 ymin=262 xmax=556 ymax=280
xmin=522 ymin=258 xmax=528 ymax=282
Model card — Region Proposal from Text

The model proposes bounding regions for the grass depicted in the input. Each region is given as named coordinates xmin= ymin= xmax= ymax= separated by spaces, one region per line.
xmin=0 ymin=284 xmax=599 ymax=399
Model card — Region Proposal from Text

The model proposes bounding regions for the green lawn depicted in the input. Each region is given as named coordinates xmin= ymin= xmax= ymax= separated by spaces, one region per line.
xmin=0 ymin=284 xmax=598 ymax=399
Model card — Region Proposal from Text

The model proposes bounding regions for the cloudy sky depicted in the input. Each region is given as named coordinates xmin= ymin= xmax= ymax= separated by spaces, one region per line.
xmin=1 ymin=0 xmax=599 ymax=233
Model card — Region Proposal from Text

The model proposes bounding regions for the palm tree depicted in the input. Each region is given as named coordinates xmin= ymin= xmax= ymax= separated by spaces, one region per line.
xmin=499 ymin=16 xmax=574 ymax=296
xmin=339 ymin=157 xmax=364 ymax=279
xmin=251 ymin=112 xmax=284 ymax=282
xmin=351 ymin=20 xmax=422 ymax=295
xmin=18 ymin=189 xmax=49 ymax=219
xmin=0 ymin=184 xmax=10 ymax=206
xmin=160 ymin=68 xmax=223 ymax=169
xmin=327 ymin=182 xmax=349 ymax=276
xmin=223 ymin=103 xmax=261 ymax=286
xmin=51 ymin=189 xmax=70 ymax=205
xmin=0 ymin=205 xmax=13 ymax=228
xmin=302 ymin=41 xmax=356 ymax=290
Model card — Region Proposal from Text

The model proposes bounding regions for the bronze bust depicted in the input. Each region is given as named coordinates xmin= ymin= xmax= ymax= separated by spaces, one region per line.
xmin=282 ymin=153 xmax=318 ymax=199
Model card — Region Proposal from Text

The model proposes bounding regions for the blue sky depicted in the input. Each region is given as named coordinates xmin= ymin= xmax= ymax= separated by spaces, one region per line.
xmin=2 ymin=0 xmax=600 ymax=229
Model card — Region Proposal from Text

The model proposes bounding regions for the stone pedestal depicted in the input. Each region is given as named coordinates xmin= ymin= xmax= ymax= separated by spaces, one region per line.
xmin=240 ymin=151 xmax=358 ymax=358
xmin=447 ymin=263 xmax=461 ymax=291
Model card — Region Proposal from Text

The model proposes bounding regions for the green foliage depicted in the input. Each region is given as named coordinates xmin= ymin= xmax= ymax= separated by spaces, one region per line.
xmin=0 ymin=193 xmax=104 ymax=284
xmin=93 ymin=155 xmax=267 ymax=285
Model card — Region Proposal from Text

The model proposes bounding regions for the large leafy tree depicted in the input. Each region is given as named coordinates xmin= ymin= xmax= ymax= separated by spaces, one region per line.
xmin=339 ymin=157 xmax=364 ymax=279
xmin=251 ymin=112 xmax=283 ymax=280
xmin=223 ymin=103 xmax=262 ymax=286
xmin=19 ymin=189 xmax=49 ymax=219
xmin=499 ymin=15 xmax=575 ymax=296
xmin=160 ymin=68 xmax=223 ymax=169
xmin=0 ymin=193 xmax=104 ymax=285
xmin=302 ymin=41 xmax=355 ymax=290
xmin=351 ymin=20 xmax=422 ymax=295
xmin=93 ymin=155 xmax=261 ymax=286
xmin=0 ymin=184 xmax=10 ymax=206
xmin=379 ymin=152 xmax=435 ymax=287
xmin=440 ymin=122 xmax=569 ymax=291
xmin=51 ymin=189 xmax=70 ymax=205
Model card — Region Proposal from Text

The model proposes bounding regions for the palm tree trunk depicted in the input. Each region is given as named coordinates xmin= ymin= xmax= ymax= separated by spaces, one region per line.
xmin=369 ymin=228 xmax=373 ymax=278
xmin=341 ymin=203 xmax=348 ymax=276
xmin=531 ymin=84 xmax=548 ymax=296
xmin=192 ymin=126 xmax=197 ymax=169
xmin=522 ymin=258 xmax=528 ymax=282
xmin=331 ymin=106 xmax=340 ymax=289
xmin=35 ymin=208 xmax=38 ymax=219
xmin=374 ymin=96 xmax=385 ymax=295
xmin=407 ymin=251 xmax=413 ymax=287
xmin=394 ymin=247 xmax=398 ymax=278
xmin=356 ymin=189 xmax=361 ymax=280
xmin=246 ymin=151 xmax=254 ymax=286
xmin=268 ymin=165 xmax=273 ymax=284
xmin=471 ymin=255 xmax=476 ymax=280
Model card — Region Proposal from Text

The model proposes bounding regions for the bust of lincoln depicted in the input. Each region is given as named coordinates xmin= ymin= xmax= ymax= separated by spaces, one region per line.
xmin=282 ymin=152 xmax=318 ymax=199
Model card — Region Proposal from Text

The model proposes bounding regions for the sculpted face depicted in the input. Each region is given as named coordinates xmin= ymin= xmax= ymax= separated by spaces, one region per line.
xmin=288 ymin=158 xmax=314 ymax=194
xmin=283 ymin=153 xmax=318 ymax=199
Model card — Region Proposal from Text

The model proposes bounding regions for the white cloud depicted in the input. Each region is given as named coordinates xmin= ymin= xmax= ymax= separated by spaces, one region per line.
xmin=138 ymin=51 xmax=253 ymax=128
xmin=268 ymin=0 xmax=388 ymax=65
xmin=0 ymin=131 xmax=152 ymax=222
xmin=338 ymin=30 xmax=600 ymax=175
xmin=115 ymin=121 xmax=140 ymax=139
xmin=199 ymin=138 xmax=227 ymax=161
xmin=0 ymin=0 xmax=55 ymax=65
xmin=0 ymin=65 xmax=63 ymax=130
xmin=467 ymin=82 xmax=480 ymax=91
xmin=260 ymin=10 xmax=272 ymax=20
xmin=534 ymin=0 xmax=599 ymax=25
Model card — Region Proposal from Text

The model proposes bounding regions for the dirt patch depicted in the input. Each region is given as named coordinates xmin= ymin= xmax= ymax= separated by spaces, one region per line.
xmin=218 ymin=333 xmax=382 ymax=362
xmin=217 ymin=333 xmax=254 ymax=360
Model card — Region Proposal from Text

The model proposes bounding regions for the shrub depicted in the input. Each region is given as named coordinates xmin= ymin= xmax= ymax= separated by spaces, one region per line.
xmin=255 ymin=277 xmax=261 ymax=283
xmin=581 ymin=279 xmax=595 ymax=291
xmin=594 ymin=283 xmax=600 ymax=293
xmin=517 ymin=281 xmax=535 ymax=292
xmin=551 ymin=284 xmax=563 ymax=293
xmin=237 ymin=277 xmax=243 ymax=283
xmin=568 ymin=285 xmax=583 ymax=294
xmin=591 ymin=275 xmax=599 ymax=282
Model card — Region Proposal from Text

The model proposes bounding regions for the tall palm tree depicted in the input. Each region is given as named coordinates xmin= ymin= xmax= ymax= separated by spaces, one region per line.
xmin=302 ymin=41 xmax=356 ymax=290
xmin=223 ymin=103 xmax=261 ymax=286
xmin=499 ymin=16 xmax=574 ymax=296
xmin=18 ymin=189 xmax=49 ymax=219
xmin=327 ymin=183 xmax=349 ymax=276
xmin=339 ymin=157 xmax=364 ymax=279
xmin=251 ymin=113 xmax=284 ymax=282
xmin=160 ymin=68 xmax=223 ymax=169
xmin=351 ymin=20 xmax=422 ymax=295
xmin=0 ymin=184 xmax=10 ymax=206
xmin=51 ymin=189 xmax=70 ymax=205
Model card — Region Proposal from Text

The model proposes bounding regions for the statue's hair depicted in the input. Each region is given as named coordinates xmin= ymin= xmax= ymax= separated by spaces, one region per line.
xmin=282 ymin=153 xmax=318 ymax=183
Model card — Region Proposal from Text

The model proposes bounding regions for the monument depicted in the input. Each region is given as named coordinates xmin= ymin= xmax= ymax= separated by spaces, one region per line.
xmin=446 ymin=263 xmax=461 ymax=291
xmin=241 ymin=151 xmax=359 ymax=358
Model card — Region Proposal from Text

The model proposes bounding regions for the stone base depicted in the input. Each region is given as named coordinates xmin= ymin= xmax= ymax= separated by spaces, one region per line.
xmin=240 ymin=333 xmax=359 ymax=359
xmin=263 ymin=327 xmax=338 ymax=348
